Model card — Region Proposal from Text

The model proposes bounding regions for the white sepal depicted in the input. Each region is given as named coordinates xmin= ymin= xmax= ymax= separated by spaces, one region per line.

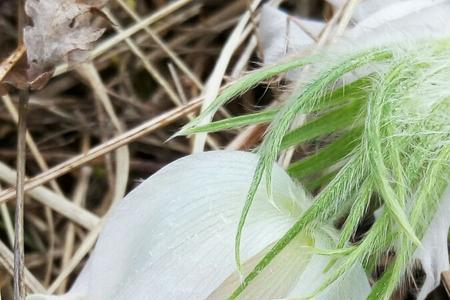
xmin=414 ymin=187 xmax=450 ymax=300
xmin=285 ymin=228 xmax=371 ymax=300
xmin=259 ymin=4 xmax=324 ymax=81
xmin=27 ymin=151 xmax=312 ymax=300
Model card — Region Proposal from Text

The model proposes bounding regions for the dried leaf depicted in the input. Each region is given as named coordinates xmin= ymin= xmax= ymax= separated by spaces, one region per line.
xmin=23 ymin=0 xmax=108 ymax=84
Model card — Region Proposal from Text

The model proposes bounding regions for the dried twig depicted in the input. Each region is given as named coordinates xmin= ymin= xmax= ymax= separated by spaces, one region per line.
xmin=13 ymin=89 xmax=28 ymax=300
xmin=0 ymin=46 xmax=25 ymax=85
xmin=2 ymin=94 xmax=59 ymax=286
xmin=14 ymin=2 xmax=27 ymax=296
xmin=0 ymin=184 xmax=14 ymax=247
xmin=0 ymin=240 xmax=45 ymax=294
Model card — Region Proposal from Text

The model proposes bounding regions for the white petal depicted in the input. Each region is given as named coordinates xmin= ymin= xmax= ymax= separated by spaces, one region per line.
xmin=327 ymin=0 xmax=408 ymax=21
xmin=28 ymin=151 xmax=311 ymax=300
xmin=209 ymin=228 xmax=371 ymax=300
xmin=286 ymin=229 xmax=371 ymax=300
xmin=27 ymin=295 xmax=83 ymax=300
xmin=207 ymin=233 xmax=314 ymax=299
xmin=352 ymin=0 xmax=445 ymax=28
xmin=259 ymin=5 xmax=324 ymax=66
xmin=414 ymin=187 xmax=450 ymax=300
xmin=344 ymin=0 xmax=450 ymax=48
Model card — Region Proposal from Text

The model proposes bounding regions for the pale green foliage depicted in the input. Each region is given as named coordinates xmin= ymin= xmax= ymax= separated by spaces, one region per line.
xmin=176 ymin=55 xmax=319 ymax=137
xmin=180 ymin=38 xmax=450 ymax=300
xmin=186 ymin=108 xmax=277 ymax=134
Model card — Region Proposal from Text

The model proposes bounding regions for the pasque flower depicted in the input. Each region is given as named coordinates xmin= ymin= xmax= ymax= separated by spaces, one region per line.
xmin=257 ymin=2 xmax=450 ymax=299
xmin=27 ymin=151 xmax=370 ymax=299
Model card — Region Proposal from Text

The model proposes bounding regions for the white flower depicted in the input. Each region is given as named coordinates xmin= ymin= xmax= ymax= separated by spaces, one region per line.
xmin=414 ymin=188 xmax=450 ymax=300
xmin=259 ymin=1 xmax=450 ymax=299
xmin=27 ymin=151 xmax=370 ymax=300
xmin=260 ymin=0 xmax=450 ymax=67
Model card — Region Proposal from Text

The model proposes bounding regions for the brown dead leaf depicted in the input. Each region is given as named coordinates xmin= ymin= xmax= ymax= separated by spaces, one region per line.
xmin=23 ymin=0 xmax=109 ymax=85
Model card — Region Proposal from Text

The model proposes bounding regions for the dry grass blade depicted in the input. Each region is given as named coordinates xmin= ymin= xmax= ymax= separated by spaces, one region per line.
xmin=13 ymin=90 xmax=28 ymax=300
xmin=226 ymin=123 xmax=267 ymax=150
xmin=230 ymin=36 xmax=258 ymax=79
xmin=2 ymin=94 xmax=60 ymax=286
xmin=59 ymin=165 xmax=91 ymax=292
xmin=103 ymin=9 xmax=182 ymax=105
xmin=0 ymin=240 xmax=45 ymax=293
xmin=54 ymin=0 xmax=194 ymax=77
xmin=0 ymin=46 xmax=25 ymax=84
xmin=14 ymin=2 xmax=29 ymax=296
xmin=168 ymin=63 xmax=188 ymax=104
xmin=47 ymin=222 xmax=103 ymax=293
xmin=192 ymin=0 xmax=262 ymax=152
xmin=0 ymin=161 xmax=99 ymax=229
xmin=0 ymin=185 xmax=14 ymax=248
xmin=443 ymin=271 xmax=450 ymax=297
xmin=102 ymin=9 xmax=221 ymax=150
xmin=76 ymin=62 xmax=130 ymax=205
xmin=0 ymin=98 xmax=202 ymax=205
xmin=116 ymin=0 xmax=203 ymax=89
